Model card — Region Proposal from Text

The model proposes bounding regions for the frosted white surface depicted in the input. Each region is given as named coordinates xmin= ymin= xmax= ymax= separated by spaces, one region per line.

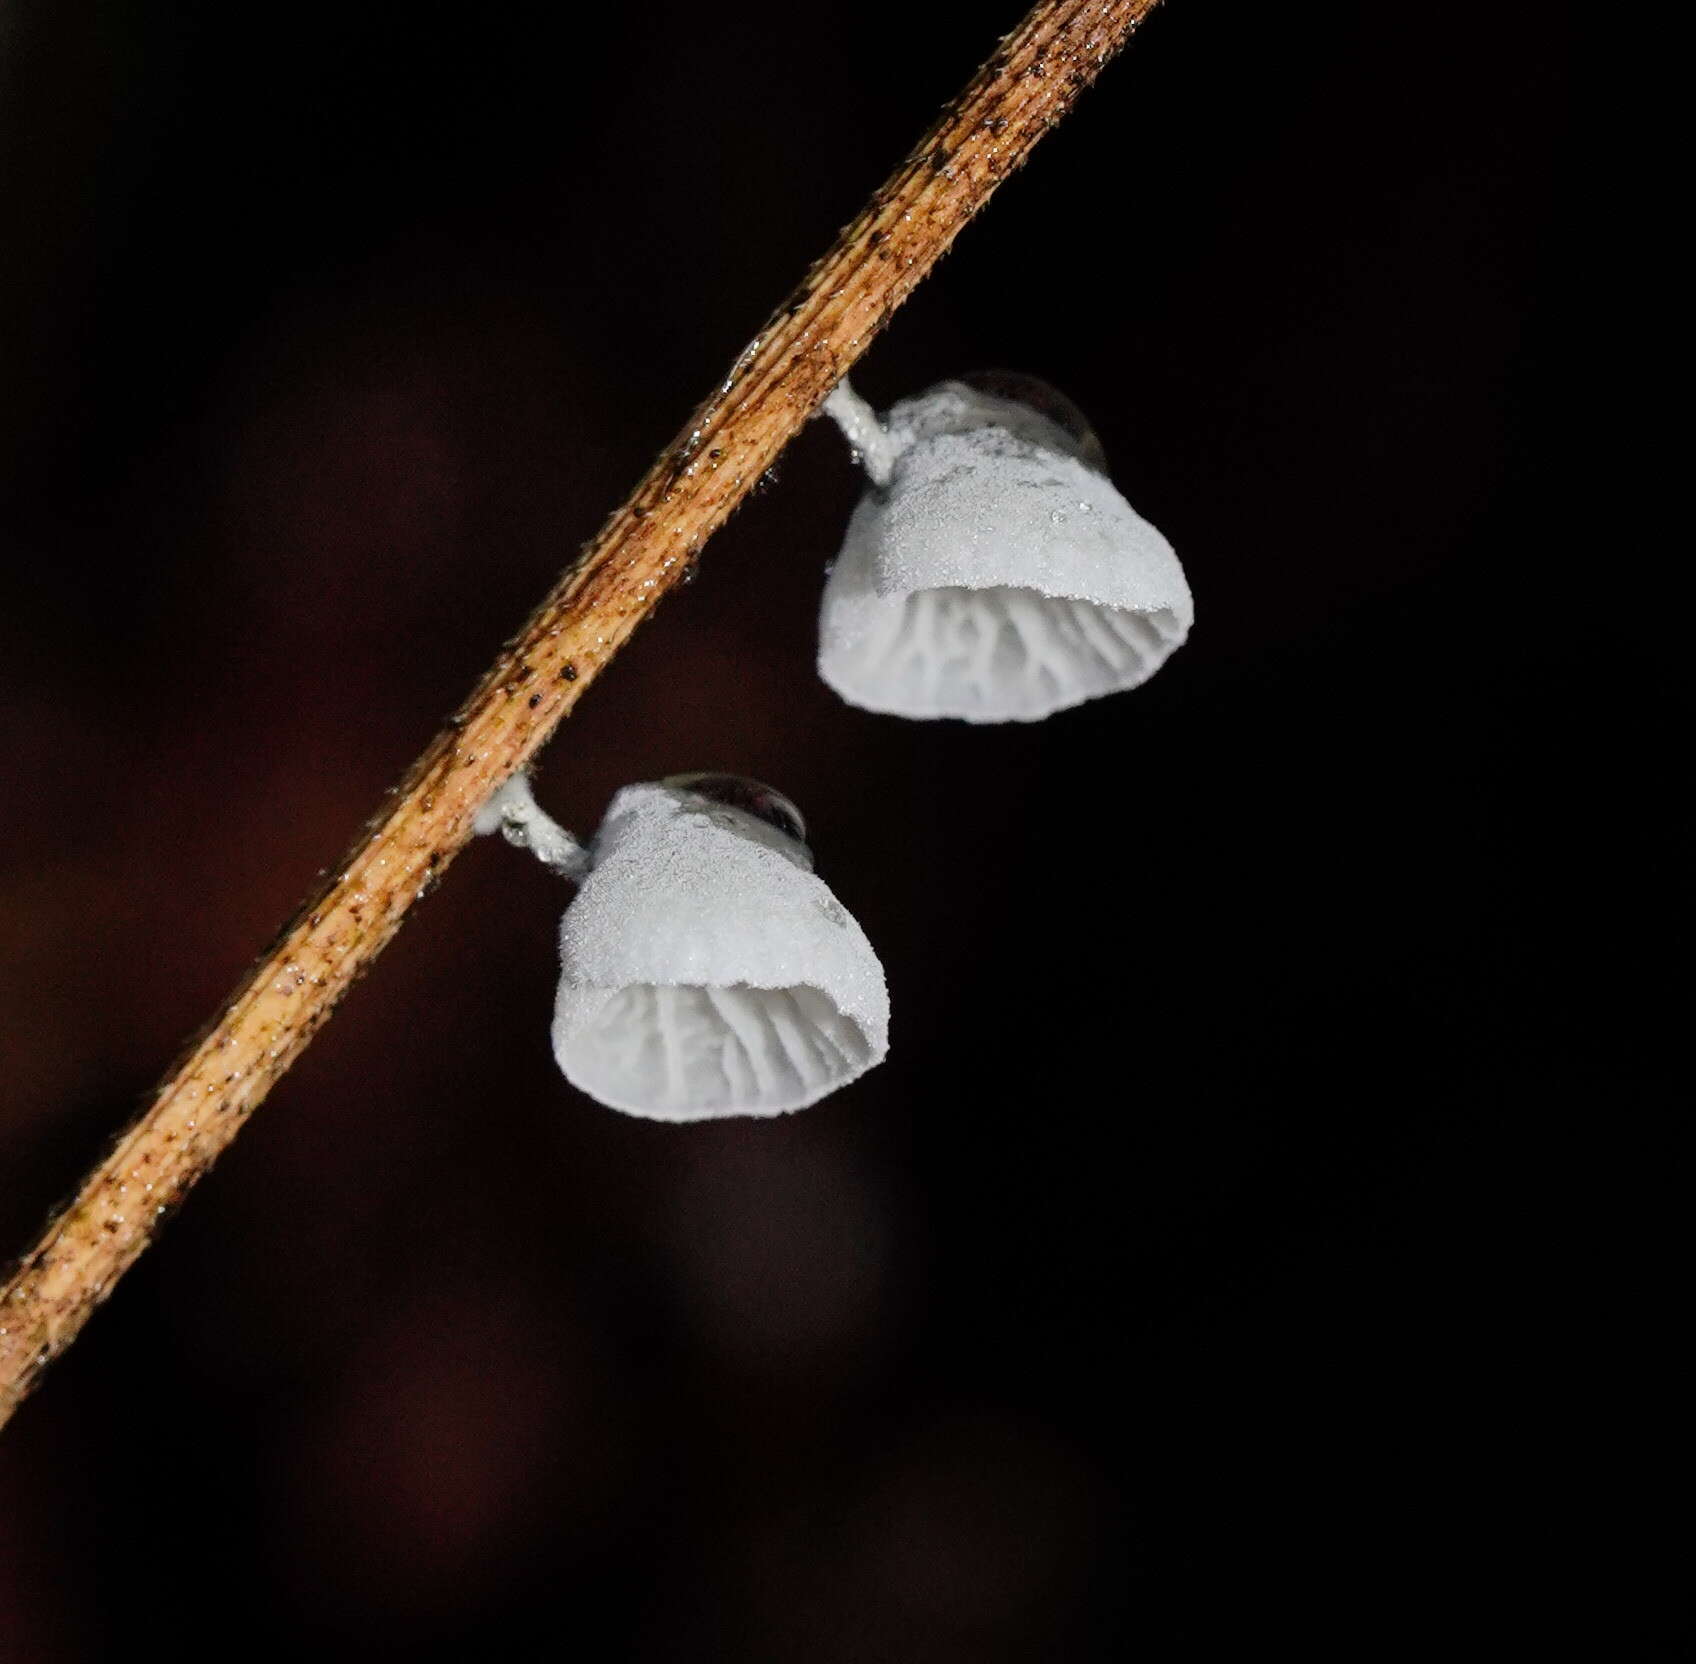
xmin=553 ymin=782 xmax=888 ymax=1120
xmin=818 ymin=382 xmax=1193 ymax=722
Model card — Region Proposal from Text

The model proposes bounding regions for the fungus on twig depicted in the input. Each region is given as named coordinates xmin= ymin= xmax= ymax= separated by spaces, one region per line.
xmin=501 ymin=776 xmax=888 ymax=1120
xmin=0 ymin=0 xmax=1168 ymax=1426
xmin=819 ymin=374 xmax=1192 ymax=722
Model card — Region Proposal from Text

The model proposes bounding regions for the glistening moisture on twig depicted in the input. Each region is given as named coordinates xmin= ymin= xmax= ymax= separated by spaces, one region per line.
xmin=0 ymin=0 xmax=1167 ymax=1427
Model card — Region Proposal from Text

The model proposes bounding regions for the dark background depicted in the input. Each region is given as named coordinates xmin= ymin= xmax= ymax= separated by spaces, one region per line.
xmin=0 ymin=1 xmax=1616 ymax=1655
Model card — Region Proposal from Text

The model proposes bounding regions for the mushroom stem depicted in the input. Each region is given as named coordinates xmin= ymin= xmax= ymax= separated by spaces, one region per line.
xmin=822 ymin=379 xmax=897 ymax=488
xmin=475 ymin=775 xmax=590 ymax=880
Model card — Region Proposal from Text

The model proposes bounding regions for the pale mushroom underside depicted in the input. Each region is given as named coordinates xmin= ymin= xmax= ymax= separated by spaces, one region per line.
xmin=555 ymin=979 xmax=878 ymax=1120
xmin=822 ymin=582 xmax=1188 ymax=722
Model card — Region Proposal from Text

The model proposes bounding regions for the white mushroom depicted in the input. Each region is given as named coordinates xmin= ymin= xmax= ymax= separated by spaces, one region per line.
xmin=818 ymin=375 xmax=1193 ymax=722
xmin=481 ymin=773 xmax=888 ymax=1121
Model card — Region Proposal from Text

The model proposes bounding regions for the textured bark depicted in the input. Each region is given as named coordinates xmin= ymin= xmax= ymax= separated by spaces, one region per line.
xmin=0 ymin=0 xmax=1164 ymax=1425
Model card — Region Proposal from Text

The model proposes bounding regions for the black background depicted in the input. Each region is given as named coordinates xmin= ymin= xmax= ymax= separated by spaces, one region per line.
xmin=0 ymin=1 xmax=1619 ymax=1656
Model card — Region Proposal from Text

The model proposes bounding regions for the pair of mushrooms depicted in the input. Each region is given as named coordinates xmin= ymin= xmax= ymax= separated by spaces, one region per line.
xmin=482 ymin=374 xmax=1193 ymax=1120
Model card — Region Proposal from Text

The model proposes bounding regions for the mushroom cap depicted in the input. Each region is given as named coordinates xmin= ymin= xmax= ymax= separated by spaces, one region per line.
xmin=553 ymin=782 xmax=889 ymax=1121
xmin=818 ymin=382 xmax=1193 ymax=722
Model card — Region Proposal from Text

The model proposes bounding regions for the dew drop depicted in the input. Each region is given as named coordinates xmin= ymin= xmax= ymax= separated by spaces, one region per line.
xmin=957 ymin=369 xmax=1107 ymax=470
xmin=663 ymin=773 xmax=807 ymax=847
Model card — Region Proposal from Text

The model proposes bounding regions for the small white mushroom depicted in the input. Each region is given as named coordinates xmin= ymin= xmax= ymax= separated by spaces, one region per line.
xmin=818 ymin=374 xmax=1193 ymax=722
xmin=480 ymin=773 xmax=888 ymax=1121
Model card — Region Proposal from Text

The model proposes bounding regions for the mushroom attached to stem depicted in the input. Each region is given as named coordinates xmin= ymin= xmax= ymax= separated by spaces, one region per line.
xmin=478 ymin=772 xmax=889 ymax=1121
xmin=817 ymin=373 xmax=1193 ymax=722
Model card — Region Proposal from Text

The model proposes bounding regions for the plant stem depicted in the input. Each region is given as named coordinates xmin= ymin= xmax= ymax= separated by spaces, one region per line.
xmin=0 ymin=0 xmax=1165 ymax=1427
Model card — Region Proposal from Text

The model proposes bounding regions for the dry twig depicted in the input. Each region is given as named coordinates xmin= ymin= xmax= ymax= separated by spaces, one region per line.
xmin=0 ymin=0 xmax=1164 ymax=1426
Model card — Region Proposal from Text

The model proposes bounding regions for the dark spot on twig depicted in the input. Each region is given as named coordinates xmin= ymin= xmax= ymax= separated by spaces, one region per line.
xmin=560 ymin=663 xmax=577 ymax=681
xmin=527 ymin=693 xmax=541 ymax=708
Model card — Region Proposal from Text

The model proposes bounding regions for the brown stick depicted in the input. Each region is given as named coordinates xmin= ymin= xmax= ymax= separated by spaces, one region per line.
xmin=0 ymin=0 xmax=1164 ymax=1426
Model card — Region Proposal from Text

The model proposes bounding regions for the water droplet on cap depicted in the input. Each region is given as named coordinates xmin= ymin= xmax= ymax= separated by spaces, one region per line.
xmin=958 ymin=369 xmax=1107 ymax=471
xmin=663 ymin=773 xmax=808 ymax=847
